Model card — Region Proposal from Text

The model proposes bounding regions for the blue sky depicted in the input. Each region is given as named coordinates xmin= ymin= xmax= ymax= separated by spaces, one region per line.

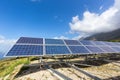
xmin=0 ymin=0 xmax=114 ymax=39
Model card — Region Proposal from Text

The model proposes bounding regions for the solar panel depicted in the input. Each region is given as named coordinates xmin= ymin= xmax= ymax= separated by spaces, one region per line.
xmin=64 ymin=40 xmax=81 ymax=45
xmin=17 ymin=37 xmax=43 ymax=44
xmin=68 ymin=46 xmax=90 ymax=54
xmin=86 ymin=46 xmax=104 ymax=53
xmin=6 ymin=45 xmax=43 ymax=56
xmin=103 ymin=42 xmax=117 ymax=46
xmin=45 ymin=39 xmax=64 ymax=45
xmin=111 ymin=47 xmax=120 ymax=52
xmin=5 ymin=37 xmax=120 ymax=57
xmin=100 ymin=46 xmax=116 ymax=53
xmin=80 ymin=40 xmax=94 ymax=45
xmin=45 ymin=46 xmax=70 ymax=55
xmin=114 ymin=42 xmax=120 ymax=46
xmin=91 ymin=41 xmax=105 ymax=46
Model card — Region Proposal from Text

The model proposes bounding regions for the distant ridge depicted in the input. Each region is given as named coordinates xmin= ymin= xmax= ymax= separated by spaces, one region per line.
xmin=85 ymin=28 xmax=120 ymax=41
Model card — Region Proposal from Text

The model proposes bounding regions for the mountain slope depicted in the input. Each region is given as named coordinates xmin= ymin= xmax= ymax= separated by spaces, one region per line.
xmin=85 ymin=28 xmax=120 ymax=41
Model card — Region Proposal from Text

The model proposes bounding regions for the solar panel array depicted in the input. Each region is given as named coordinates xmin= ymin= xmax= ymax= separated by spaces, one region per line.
xmin=5 ymin=37 xmax=120 ymax=57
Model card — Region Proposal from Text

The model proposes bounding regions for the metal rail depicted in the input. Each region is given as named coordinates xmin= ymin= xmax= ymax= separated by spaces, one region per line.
xmin=46 ymin=65 xmax=72 ymax=80
xmin=66 ymin=63 xmax=101 ymax=80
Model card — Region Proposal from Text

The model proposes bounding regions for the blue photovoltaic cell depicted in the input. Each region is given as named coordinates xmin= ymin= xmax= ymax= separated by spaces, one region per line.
xmin=111 ymin=47 xmax=120 ymax=52
xmin=17 ymin=37 xmax=43 ymax=44
xmin=64 ymin=40 xmax=81 ymax=45
xmin=114 ymin=42 xmax=120 ymax=46
xmin=103 ymin=42 xmax=117 ymax=46
xmin=86 ymin=46 xmax=104 ymax=53
xmin=45 ymin=39 xmax=64 ymax=44
xmin=46 ymin=46 xmax=70 ymax=55
xmin=80 ymin=40 xmax=94 ymax=45
xmin=6 ymin=45 xmax=43 ymax=56
xmin=68 ymin=46 xmax=90 ymax=54
xmin=92 ymin=41 xmax=105 ymax=45
xmin=100 ymin=46 xmax=116 ymax=53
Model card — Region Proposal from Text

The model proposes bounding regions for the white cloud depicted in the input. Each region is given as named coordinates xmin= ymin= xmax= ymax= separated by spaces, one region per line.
xmin=69 ymin=0 xmax=120 ymax=38
xmin=0 ymin=35 xmax=17 ymax=54
xmin=54 ymin=36 xmax=68 ymax=39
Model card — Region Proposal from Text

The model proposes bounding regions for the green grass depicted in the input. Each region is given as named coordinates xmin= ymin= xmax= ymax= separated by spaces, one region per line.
xmin=0 ymin=58 xmax=30 ymax=77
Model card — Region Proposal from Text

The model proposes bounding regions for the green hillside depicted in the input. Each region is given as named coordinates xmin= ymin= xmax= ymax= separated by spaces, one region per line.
xmin=0 ymin=58 xmax=30 ymax=78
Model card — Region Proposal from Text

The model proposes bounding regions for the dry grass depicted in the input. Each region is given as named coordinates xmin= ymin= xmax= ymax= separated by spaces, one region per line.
xmin=0 ymin=58 xmax=29 ymax=77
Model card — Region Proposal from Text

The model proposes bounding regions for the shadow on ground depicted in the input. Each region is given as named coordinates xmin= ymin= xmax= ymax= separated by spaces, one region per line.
xmin=104 ymin=76 xmax=120 ymax=80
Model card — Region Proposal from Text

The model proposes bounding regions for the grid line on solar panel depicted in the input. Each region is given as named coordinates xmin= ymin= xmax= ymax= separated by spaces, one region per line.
xmin=45 ymin=46 xmax=70 ymax=55
xmin=80 ymin=40 xmax=95 ymax=45
xmin=6 ymin=45 xmax=43 ymax=56
xmin=45 ymin=39 xmax=65 ymax=45
xmin=17 ymin=37 xmax=43 ymax=44
xmin=86 ymin=46 xmax=104 ymax=53
xmin=68 ymin=46 xmax=90 ymax=54
xmin=64 ymin=40 xmax=81 ymax=45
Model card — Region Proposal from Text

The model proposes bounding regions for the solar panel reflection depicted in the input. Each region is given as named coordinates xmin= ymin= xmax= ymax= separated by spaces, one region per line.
xmin=111 ymin=47 xmax=120 ymax=52
xmin=86 ymin=46 xmax=104 ymax=53
xmin=17 ymin=37 xmax=43 ymax=44
xmin=80 ymin=40 xmax=94 ymax=45
xmin=45 ymin=39 xmax=64 ymax=44
xmin=68 ymin=46 xmax=90 ymax=54
xmin=100 ymin=46 xmax=116 ymax=53
xmin=6 ymin=45 xmax=43 ymax=56
xmin=114 ymin=42 xmax=120 ymax=46
xmin=64 ymin=40 xmax=81 ymax=45
xmin=46 ymin=46 xmax=70 ymax=55
xmin=92 ymin=41 xmax=104 ymax=46
xmin=104 ymin=42 xmax=117 ymax=46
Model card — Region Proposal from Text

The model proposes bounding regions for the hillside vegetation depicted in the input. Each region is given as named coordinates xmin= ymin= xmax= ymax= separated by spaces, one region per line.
xmin=0 ymin=58 xmax=30 ymax=77
xmin=85 ymin=28 xmax=120 ymax=41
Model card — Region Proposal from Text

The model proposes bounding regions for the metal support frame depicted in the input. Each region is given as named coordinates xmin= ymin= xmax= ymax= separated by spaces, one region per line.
xmin=85 ymin=54 xmax=88 ymax=61
xmin=39 ymin=56 xmax=43 ymax=69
